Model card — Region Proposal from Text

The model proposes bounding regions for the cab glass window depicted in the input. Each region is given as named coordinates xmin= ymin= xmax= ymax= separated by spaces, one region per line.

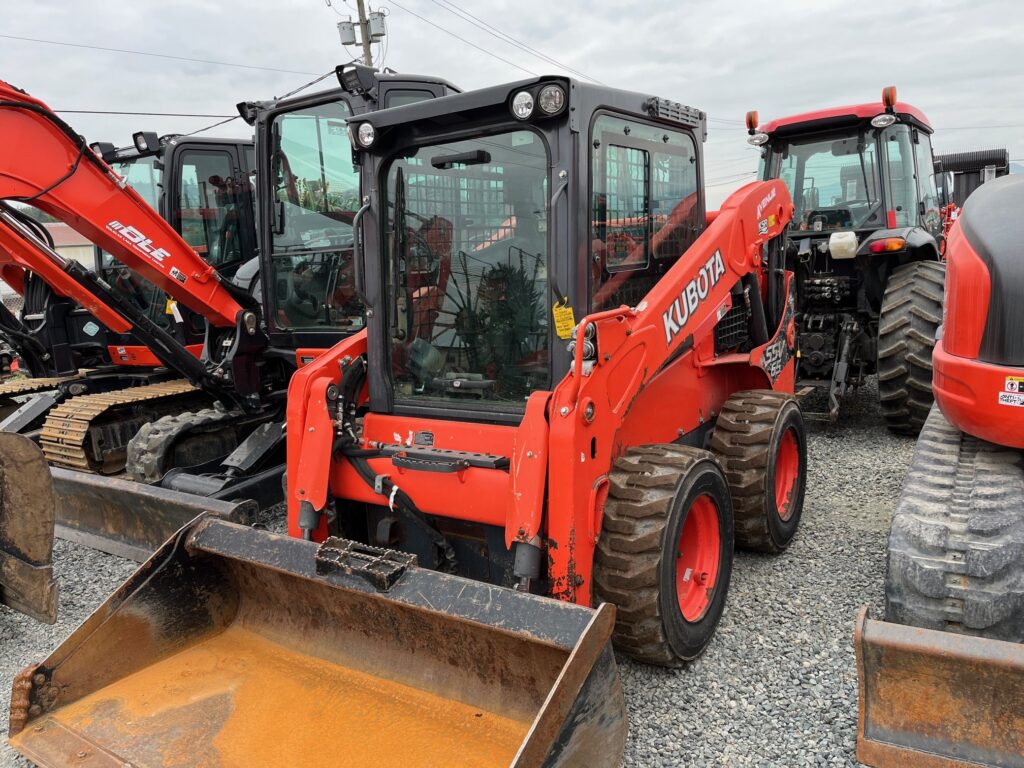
xmin=268 ymin=100 xmax=364 ymax=331
xmin=914 ymin=132 xmax=941 ymax=235
xmin=883 ymin=125 xmax=917 ymax=227
xmin=591 ymin=115 xmax=699 ymax=311
xmin=177 ymin=149 xmax=248 ymax=270
xmin=384 ymin=130 xmax=549 ymax=413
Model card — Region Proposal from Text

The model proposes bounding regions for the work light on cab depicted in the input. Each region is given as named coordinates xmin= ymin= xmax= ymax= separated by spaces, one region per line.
xmin=538 ymin=84 xmax=565 ymax=115
xmin=356 ymin=122 xmax=376 ymax=148
xmin=511 ymin=90 xmax=534 ymax=120
xmin=132 ymin=131 xmax=159 ymax=153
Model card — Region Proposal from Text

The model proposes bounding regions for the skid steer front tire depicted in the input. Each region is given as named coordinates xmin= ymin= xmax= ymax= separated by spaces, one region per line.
xmin=593 ymin=445 xmax=734 ymax=667
xmin=711 ymin=390 xmax=807 ymax=553
xmin=877 ymin=261 xmax=945 ymax=435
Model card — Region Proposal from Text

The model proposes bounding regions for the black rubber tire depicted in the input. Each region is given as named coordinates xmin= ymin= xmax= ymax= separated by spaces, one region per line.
xmin=592 ymin=445 xmax=734 ymax=667
xmin=125 ymin=407 xmax=236 ymax=483
xmin=877 ymin=261 xmax=945 ymax=436
xmin=710 ymin=390 xmax=807 ymax=553
xmin=885 ymin=406 xmax=1024 ymax=641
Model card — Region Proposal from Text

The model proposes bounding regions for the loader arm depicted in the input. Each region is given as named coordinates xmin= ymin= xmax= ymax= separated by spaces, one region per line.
xmin=544 ymin=178 xmax=794 ymax=602
xmin=0 ymin=80 xmax=247 ymax=329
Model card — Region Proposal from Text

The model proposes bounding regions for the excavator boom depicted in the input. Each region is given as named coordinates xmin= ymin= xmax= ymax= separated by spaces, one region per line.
xmin=0 ymin=80 xmax=246 ymax=328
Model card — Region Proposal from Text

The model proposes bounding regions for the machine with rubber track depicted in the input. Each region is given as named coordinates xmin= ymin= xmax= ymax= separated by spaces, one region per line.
xmin=746 ymin=86 xmax=946 ymax=429
xmin=0 ymin=68 xmax=459 ymax=576
xmin=856 ymin=174 xmax=1024 ymax=768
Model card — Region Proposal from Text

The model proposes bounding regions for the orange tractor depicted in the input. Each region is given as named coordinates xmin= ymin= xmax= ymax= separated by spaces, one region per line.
xmin=856 ymin=174 xmax=1024 ymax=767
xmin=8 ymin=76 xmax=807 ymax=766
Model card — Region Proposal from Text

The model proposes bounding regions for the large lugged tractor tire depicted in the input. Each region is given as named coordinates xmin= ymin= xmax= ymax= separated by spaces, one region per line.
xmin=593 ymin=445 xmax=734 ymax=667
xmin=877 ymin=261 xmax=945 ymax=435
xmin=886 ymin=406 xmax=1024 ymax=641
xmin=710 ymin=390 xmax=807 ymax=553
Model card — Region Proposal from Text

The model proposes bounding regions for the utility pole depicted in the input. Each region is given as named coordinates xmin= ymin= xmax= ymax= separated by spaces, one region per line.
xmin=355 ymin=0 xmax=373 ymax=66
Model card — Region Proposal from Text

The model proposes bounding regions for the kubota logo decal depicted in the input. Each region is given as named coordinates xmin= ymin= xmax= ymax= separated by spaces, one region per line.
xmin=662 ymin=250 xmax=726 ymax=344
xmin=106 ymin=220 xmax=170 ymax=265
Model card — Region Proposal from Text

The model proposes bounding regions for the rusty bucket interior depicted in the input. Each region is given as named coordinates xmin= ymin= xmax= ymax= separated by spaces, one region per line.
xmin=9 ymin=518 xmax=627 ymax=768
xmin=855 ymin=607 xmax=1024 ymax=768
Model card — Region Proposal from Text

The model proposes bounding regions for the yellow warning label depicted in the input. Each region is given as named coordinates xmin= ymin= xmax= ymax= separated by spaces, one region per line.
xmin=552 ymin=298 xmax=576 ymax=340
xmin=768 ymin=214 xmax=777 ymax=227
xmin=1004 ymin=375 xmax=1024 ymax=394
xmin=165 ymin=299 xmax=176 ymax=315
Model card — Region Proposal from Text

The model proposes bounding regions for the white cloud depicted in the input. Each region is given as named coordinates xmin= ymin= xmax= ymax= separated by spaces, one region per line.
xmin=3 ymin=0 xmax=1021 ymax=208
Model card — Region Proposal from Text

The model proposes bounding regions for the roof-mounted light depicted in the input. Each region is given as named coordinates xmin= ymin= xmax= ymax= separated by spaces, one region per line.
xmin=132 ymin=131 xmax=159 ymax=153
xmin=511 ymin=90 xmax=534 ymax=120
xmin=870 ymin=113 xmax=897 ymax=128
xmin=537 ymin=84 xmax=565 ymax=115
xmin=745 ymin=110 xmax=759 ymax=132
xmin=747 ymin=132 xmax=769 ymax=146
xmin=355 ymin=122 xmax=376 ymax=148
xmin=336 ymin=63 xmax=377 ymax=96
xmin=881 ymin=85 xmax=897 ymax=113
xmin=89 ymin=142 xmax=116 ymax=162
xmin=236 ymin=101 xmax=259 ymax=126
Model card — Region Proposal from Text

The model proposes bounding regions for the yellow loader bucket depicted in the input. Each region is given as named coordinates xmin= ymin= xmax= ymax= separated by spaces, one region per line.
xmin=856 ymin=608 xmax=1024 ymax=767
xmin=8 ymin=517 xmax=627 ymax=768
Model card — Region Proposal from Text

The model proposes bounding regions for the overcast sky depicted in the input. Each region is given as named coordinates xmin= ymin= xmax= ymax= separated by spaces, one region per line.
xmin=3 ymin=0 xmax=1022 ymax=205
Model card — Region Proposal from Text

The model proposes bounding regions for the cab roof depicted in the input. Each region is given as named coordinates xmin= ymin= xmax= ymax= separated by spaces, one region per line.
xmin=761 ymin=101 xmax=932 ymax=136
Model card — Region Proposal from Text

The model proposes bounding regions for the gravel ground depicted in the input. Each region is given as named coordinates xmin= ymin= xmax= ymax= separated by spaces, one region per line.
xmin=0 ymin=379 xmax=915 ymax=767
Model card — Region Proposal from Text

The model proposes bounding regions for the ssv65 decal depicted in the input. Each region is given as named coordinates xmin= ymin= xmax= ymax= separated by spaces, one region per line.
xmin=663 ymin=250 xmax=727 ymax=344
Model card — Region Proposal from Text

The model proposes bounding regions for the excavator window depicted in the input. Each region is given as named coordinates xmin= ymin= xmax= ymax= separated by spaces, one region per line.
xmin=177 ymin=149 xmax=248 ymax=272
xmin=268 ymin=100 xmax=364 ymax=331
xmin=383 ymin=129 xmax=550 ymax=413
xmin=590 ymin=114 xmax=699 ymax=312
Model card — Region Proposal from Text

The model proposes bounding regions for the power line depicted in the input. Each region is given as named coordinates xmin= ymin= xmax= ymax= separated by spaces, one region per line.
xmin=55 ymin=110 xmax=235 ymax=118
xmin=0 ymin=33 xmax=319 ymax=76
xmin=386 ymin=0 xmax=538 ymax=77
xmin=426 ymin=0 xmax=603 ymax=84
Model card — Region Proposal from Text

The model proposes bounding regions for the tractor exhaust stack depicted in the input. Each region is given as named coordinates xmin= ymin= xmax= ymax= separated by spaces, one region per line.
xmin=8 ymin=517 xmax=627 ymax=768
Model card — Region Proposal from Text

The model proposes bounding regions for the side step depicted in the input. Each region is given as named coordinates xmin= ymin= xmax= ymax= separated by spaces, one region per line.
xmin=9 ymin=517 xmax=628 ymax=768
xmin=855 ymin=608 xmax=1024 ymax=767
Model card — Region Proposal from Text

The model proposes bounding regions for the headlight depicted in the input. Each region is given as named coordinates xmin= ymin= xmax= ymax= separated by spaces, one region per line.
xmin=511 ymin=90 xmax=534 ymax=120
xmin=747 ymin=132 xmax=769 ymax=146
xmin=537 ymin=85 xmax=565 ymax=115
xmin=870 ymin=113 xmax=896 ymax=128
xmin=356 ymin=122 xmax=376 ymax=147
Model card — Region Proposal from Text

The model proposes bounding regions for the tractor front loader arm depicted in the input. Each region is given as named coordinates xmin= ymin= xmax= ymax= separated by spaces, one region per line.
xmin=545 ymin=179 xmax=794 ymax=603
xmin=0 ymin=79 xmax=246 ymax=329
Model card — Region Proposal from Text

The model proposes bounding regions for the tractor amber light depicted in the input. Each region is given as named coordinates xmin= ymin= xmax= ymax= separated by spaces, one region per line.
xmin=745 ymin=110 xmax=759 ymax=131
xmin=882 ymin=85 xmax=897 ymax=109
xmin=869 ymin=237 xmax=906 ymax=253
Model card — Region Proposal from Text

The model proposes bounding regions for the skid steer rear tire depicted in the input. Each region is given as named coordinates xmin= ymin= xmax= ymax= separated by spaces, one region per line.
xmin=885 ymin=406 xmax=1024 ymax=641
xmin=710 ymin=390 xmax=807 ymax=553
xmin=593 ymin=445 xmax=734 ymax=667
xmin=877 ymin=261 xmax=945 ymax=436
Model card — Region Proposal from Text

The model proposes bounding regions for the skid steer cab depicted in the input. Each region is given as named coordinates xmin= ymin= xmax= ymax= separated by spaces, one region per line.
xmin=286 ymin=76 xmax=808 ymax=668
xmin=748 ymin=86 xmax=946 ymax=429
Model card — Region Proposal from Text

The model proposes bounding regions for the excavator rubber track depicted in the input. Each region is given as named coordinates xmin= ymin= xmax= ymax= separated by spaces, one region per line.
xmin=39 ymin=380 xmax=200 ymax=473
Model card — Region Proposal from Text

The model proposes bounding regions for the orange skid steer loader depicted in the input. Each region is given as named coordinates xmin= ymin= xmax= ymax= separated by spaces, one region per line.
xmin=8 ymin=77 xmax=804 ymax=767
